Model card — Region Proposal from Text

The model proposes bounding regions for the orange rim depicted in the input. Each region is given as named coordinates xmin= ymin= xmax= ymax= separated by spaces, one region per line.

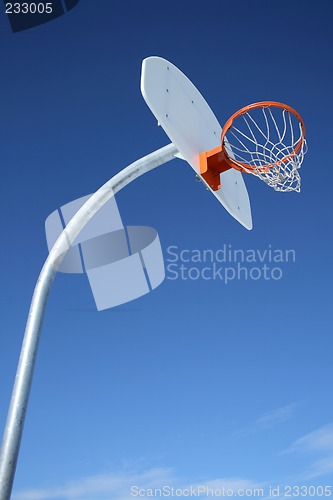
xmin=221 ymin=101 xmax=306 ymax=172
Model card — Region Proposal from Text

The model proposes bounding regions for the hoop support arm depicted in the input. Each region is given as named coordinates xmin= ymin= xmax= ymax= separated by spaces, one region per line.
xmin=0 ymin=142 xmax=178 ymax=500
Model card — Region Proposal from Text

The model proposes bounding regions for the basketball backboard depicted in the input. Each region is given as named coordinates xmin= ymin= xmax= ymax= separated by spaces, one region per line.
xmin=141 ymin=56 xmax=253 ymax=230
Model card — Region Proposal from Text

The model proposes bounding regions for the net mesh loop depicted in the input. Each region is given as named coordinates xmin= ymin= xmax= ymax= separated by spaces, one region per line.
xmin=222 ymin=103 xmax=307 ymax=192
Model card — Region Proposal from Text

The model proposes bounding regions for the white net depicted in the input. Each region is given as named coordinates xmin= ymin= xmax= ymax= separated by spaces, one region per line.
xmin=223 ymin=105 xmax=307 ymax=192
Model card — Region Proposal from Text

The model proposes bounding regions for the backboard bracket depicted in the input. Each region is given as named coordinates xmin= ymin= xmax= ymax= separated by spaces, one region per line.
xmin=199 ymin=146 xmax=232 ymax=191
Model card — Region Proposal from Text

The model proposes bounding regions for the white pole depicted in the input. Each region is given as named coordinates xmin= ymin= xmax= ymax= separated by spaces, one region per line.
xmin=0 ymin=143 xmax=178 ymax=500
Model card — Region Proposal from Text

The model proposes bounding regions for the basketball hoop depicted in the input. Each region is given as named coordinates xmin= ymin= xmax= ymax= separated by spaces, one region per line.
xmin=200 ymin=101 xmax=307 ymax=192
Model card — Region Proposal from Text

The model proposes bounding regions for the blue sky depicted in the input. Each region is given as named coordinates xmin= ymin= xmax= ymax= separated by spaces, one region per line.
xmin=0 ymin=1 xmax=332 ymax=498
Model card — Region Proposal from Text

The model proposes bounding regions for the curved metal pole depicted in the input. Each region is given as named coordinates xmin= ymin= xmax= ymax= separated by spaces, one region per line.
xmin=0 ymin=143 xmax=178 ymax=500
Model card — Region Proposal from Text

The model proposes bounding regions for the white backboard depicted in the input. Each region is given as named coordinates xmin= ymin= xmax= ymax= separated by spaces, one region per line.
xmin=141 ymin=56 xmax=252 ymax=230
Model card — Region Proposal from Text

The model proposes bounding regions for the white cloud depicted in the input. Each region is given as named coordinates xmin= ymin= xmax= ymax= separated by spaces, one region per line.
xmin=236 ymin=402 xmax=300 ymax=437
xmin=283 ymin=422 xmax=333 ymax=455
xmin=12 ymin=467 xmax=174 ymax=500
xmin=304 ymin=455 xmax=333 ymax=479
xmin=280 ymin=422 xmax=333 ymax=482
xmin=256 ymin=403 xmax=300 ymax=426
xmin=12 ymin=422 xmax=333 ymax=500
xmin=12 ymin=468 xmax=263 ymax=500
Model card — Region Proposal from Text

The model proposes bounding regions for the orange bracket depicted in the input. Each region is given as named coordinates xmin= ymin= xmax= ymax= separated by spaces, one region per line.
xmin=199 ymin=146 xmax=232 ymax=191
